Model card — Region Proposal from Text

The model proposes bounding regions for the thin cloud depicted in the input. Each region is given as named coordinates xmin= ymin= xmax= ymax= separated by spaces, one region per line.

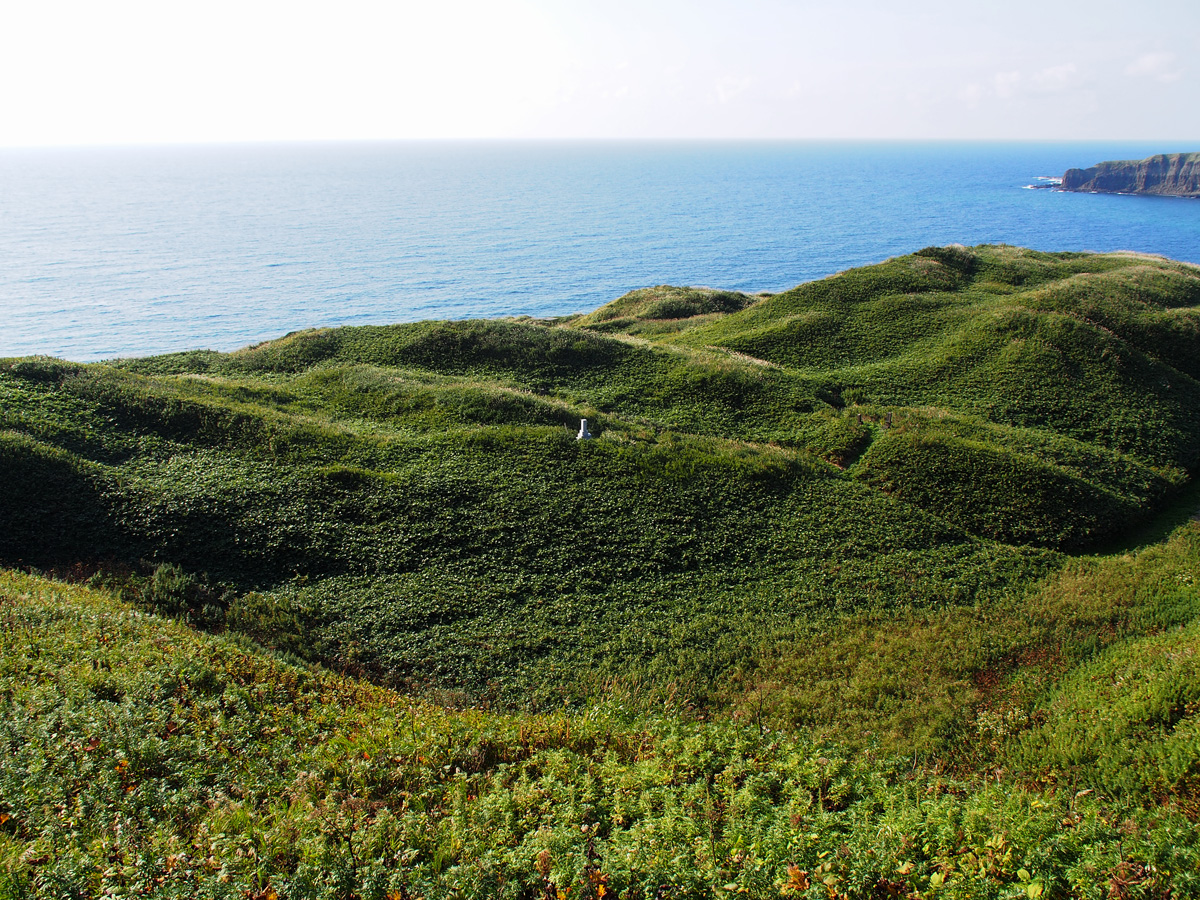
xmin=1125 ymin=52 xmax=1182 ymax=83
xmin=993 ymin=71 xmax=1021 ymax=99
xmin=715 ymin=75 xmax=752 ymax=104
xmin=957 ymin=82 xmax=984 ymax=108
xmin=1030 ymin=63 xmax=1079 ymax=93
xmin=971 ymin=64 xmax=1080 ymax=104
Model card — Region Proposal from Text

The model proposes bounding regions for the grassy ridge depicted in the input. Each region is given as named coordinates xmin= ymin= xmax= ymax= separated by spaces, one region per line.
xmin=658 ymin=247 xmax=1200 ymax=467
xmin=853 ymin=420 xmax=1168 ymax=548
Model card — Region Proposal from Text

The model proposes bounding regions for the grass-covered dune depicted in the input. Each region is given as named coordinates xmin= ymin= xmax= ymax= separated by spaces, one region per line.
xmin=2 ymin=245 xmax=1200 ymax=714
xmin=3 ymin=244 xmax=1200 ymax=897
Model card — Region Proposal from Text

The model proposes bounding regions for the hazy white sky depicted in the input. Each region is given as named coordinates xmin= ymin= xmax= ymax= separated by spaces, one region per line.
xmin=1 ymin=0 xmax=1196 ymax=146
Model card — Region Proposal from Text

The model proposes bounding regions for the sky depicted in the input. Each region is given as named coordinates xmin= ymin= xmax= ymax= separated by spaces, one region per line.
xmin=0 ymin=0 xmax=1196 ymax=147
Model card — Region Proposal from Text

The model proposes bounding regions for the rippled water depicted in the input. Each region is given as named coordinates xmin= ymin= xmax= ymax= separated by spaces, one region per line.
xmin=1 ymin=141 xmax=1196 ymax=361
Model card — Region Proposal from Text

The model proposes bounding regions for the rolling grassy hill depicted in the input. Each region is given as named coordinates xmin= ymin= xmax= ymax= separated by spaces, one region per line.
xmin=2 ymin=244 xmax=1200 ymax=896
xmin=3 ymin=245 xmax=1198 ymax=706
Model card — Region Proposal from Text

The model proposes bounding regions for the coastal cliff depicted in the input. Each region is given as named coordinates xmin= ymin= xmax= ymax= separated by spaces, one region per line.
xmin=1061 ymin=152 xmax=1200 ymax=197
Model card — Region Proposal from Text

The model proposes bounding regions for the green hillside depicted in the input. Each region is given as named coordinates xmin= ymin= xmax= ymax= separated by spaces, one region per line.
xmin=2 ymin=246 xmax=1200 ymax=712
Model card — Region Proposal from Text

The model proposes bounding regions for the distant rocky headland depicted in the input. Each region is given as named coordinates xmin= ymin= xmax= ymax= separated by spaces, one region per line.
xmin=1060 ymin=151 xmax=1200 ymax=197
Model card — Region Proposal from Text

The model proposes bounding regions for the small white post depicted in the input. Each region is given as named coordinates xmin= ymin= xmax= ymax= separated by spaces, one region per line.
xmin=576 ymin=418 xmax=593 ymax=440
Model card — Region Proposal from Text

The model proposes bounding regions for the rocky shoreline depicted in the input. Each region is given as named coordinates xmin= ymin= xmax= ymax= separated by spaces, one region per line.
xmin=1060 ymin=151 xmax=1200 ymax=197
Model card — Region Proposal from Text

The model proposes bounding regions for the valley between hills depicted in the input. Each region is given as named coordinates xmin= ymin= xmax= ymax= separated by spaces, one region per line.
xmin=3 ymin=244 xmax=1199 ymax=898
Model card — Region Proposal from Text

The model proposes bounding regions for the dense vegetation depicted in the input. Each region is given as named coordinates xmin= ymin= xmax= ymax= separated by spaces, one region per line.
xmin=2 ymin=245 xmax=1199 ymax=897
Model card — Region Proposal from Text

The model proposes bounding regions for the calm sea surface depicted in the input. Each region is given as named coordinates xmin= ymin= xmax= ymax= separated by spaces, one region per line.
xmin=1 ymin=141 xmax=1197 ymax=361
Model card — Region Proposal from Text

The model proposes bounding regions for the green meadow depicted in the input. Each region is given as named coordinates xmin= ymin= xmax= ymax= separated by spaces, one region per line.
xmin=2 ymin=245 xmax=1199 ymax=898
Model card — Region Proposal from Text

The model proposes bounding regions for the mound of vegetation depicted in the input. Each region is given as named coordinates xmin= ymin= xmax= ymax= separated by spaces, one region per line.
xmin=573 ymin=285 xmax=760 ymax=335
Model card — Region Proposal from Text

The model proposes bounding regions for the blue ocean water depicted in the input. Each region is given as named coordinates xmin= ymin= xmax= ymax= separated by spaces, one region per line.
xmin=1 ymin=141 xmax=1197 ymax=362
